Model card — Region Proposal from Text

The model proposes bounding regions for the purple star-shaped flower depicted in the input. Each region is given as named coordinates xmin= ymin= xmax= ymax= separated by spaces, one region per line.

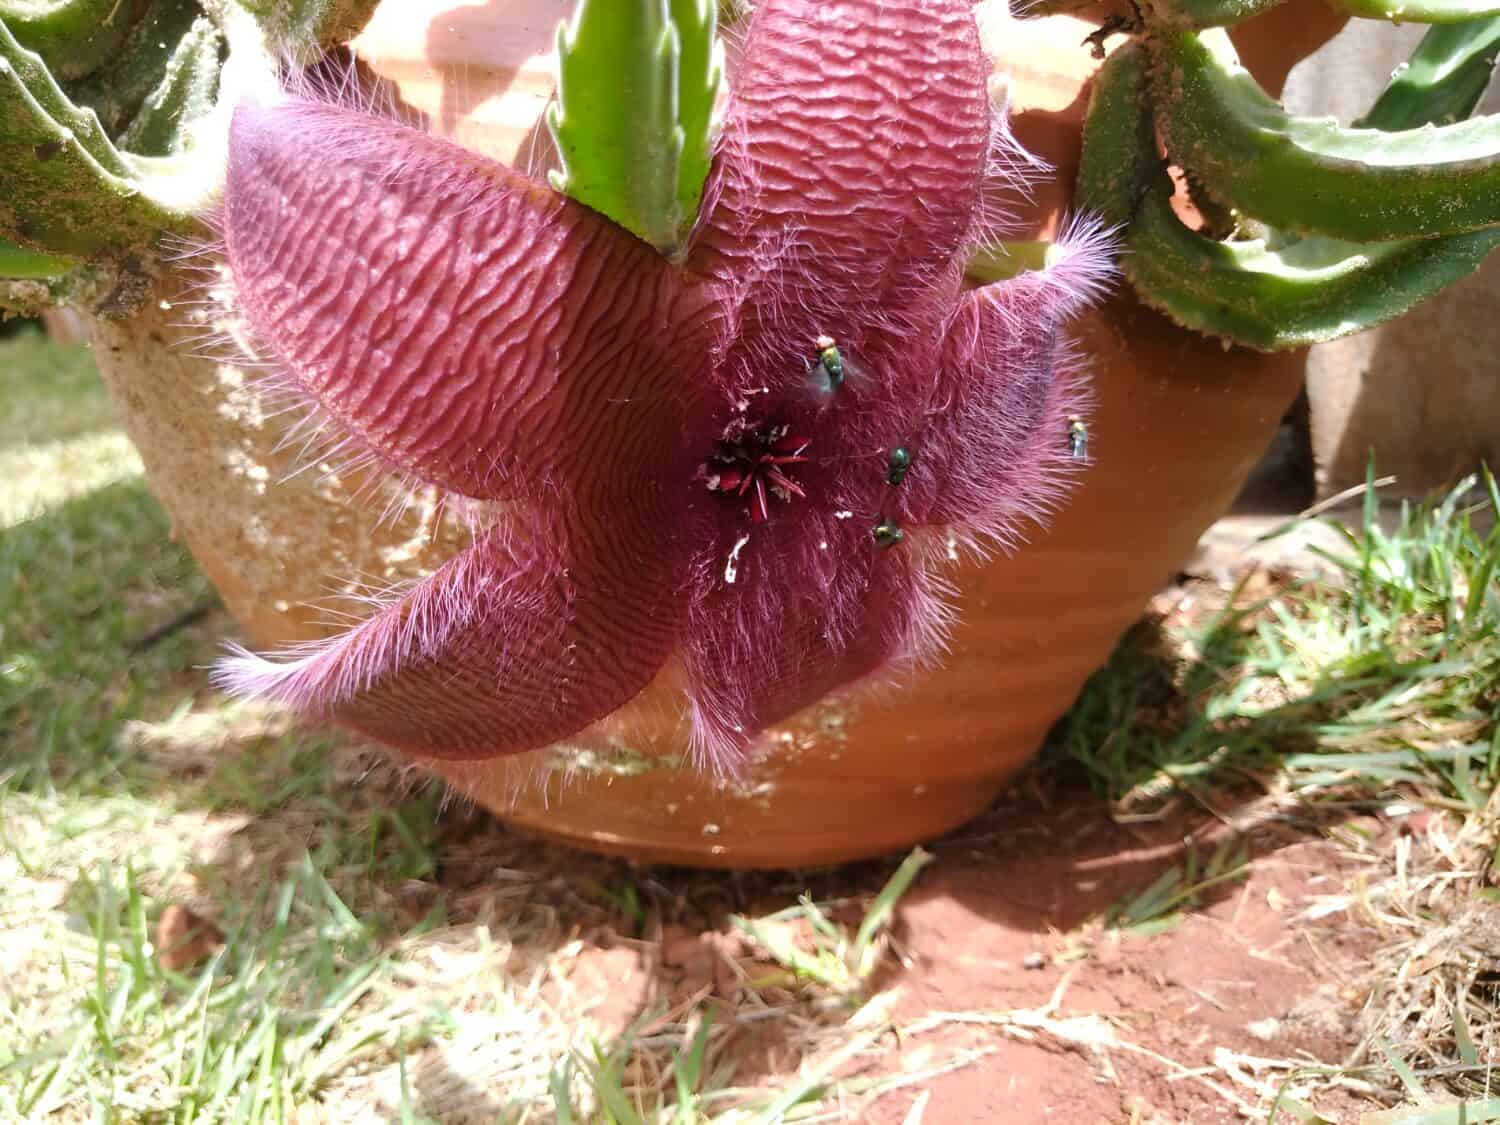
xmin=215 ymin=0 xmax=1114 ymax=773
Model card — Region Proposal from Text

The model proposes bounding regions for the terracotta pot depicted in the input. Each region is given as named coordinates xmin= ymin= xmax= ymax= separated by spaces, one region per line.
xmin=90 ymin=0 xmax=1320 ymax=868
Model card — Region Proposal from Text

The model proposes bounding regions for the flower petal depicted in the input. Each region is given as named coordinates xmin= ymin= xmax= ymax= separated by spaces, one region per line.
xmin=682 ymin=510 xmax=943 ymax=772
xmin=213 ymin=508 xmax=682 ymax=760
xmin=224 ymin=97 xmax=710 ymax=502
xmin=690 ymin=0 xmax=992 ymax=398
xmin=902 ymin=218 xmax=1116 ymax=553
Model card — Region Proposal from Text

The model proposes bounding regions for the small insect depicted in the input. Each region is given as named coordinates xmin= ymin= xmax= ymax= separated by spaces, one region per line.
xmin=886 ymin=446 xmax=912 ymax=486
xmin=815 ymin=334 xmax=844 ymax=392
xmin=872 ymin=518 xmax=904 ymax=548
xmin=1067 ymin=415 xmax=1089 ymax=462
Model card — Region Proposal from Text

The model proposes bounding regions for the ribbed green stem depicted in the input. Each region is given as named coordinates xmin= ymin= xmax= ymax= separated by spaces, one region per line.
xmin=62 ymin=0 xmax=210 ymax=138
xmin=546 ymin=0 xmax=723 ymax=256
xmin=1081 ymin=41 xmax=1500 ymax=350
xmin=1152 ymin=28 xmax=1500 ymax=240
xmin=0 ymin=235 xmax=76 ymax=278
xmin=1138 ymin=0 xmax=1283 ymax=29
xmin=0 ymin=0 xmax=148 ymax=80
xmin=1077 ymin=41 xmax=1158 ymax=228
xmin=234 ymin=0 xmax=381 ymax=56
xmin=119 ymin=17 xmax=224 ymax=156
xmin=1141 ymin=0 xmax=1500 ymax=28
xmin=1335 ymin=0 xmax=1500 ymax=22
xmin=0 ymin=20 xmax=184 ymax=255
xmin=965 ymin=241 xmax=1053 ymax=283
xmin=1125 ymin=184 xmax=1500 ymax=348
xmin=1358 ymin=16 xmax=1500 ymax=130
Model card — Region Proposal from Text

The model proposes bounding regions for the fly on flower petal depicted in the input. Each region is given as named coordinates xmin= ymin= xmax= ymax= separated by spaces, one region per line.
xmin=213 ymin=0 xmax=1115 ymax=776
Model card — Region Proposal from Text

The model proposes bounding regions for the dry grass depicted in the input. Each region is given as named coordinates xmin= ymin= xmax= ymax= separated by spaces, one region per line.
xmin=1344 ymin=792 xmax=1500 ymax=1102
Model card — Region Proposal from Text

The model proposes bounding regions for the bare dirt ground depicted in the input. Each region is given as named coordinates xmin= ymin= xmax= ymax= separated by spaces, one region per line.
xmin=382 ymin=748 xmax=1396 ymax=1123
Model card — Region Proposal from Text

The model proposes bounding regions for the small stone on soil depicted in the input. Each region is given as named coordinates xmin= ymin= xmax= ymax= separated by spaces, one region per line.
xmin=155 ymin=904 xmax=225 ymax=971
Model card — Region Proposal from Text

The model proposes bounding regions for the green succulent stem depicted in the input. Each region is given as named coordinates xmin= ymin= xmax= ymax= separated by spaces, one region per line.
xmin=1332 ymin=0 xmax=1500 ymax=21
xmin=0 ymin=235 xmax=76 ymax=278
xmin=0 ymin=0 xmax=148 ymax=80
xmin=1358 ymin=15 xmax=1500 ymax=130
xmin=118 ymin=17 xmax=224 ymax=156
xmin=1151 ymin=28 xmax=1500 ymax=241
xmin=546 ymin=0 xmax=724 ymax=257
xmin=0 ymin=2 xmax=291 ymax=272
xmin=60 ymin=0 xmax=213 ymax=138
xmin=966 ymin=240 xmax=1071 ymax=284
xmin=0 ymin=20 xmax=184 ymax=255
xmin=1138 ymin=0 xmax=1500 ymax=28
xmin=234 ymin=0 xmax=381 ymax=58
xmin=1079 ymin=40 xmax=1500 ymax=350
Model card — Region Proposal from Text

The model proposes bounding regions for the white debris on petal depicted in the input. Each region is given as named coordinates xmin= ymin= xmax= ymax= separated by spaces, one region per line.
xmin=724 ymin=533 xmax=751 ymax=584
xmin=834 ymin=510 xmax=854 ymax=520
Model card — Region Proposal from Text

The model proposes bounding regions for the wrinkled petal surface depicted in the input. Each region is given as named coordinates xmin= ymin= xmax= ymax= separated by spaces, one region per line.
xmin=226 ymin=98 xmax=712 ymax=502
xmin=215 ymin=505 xmax=685 ymax=760
xmin=215 ymin=0 xmax=1115 ymax=770
xmin=681 ymin=509 xmax=944 ymax=769
xmin=690 ymin=0 xmax=992 ymax=407
xmin=901 ymin=221 xmax=1116 ymax=550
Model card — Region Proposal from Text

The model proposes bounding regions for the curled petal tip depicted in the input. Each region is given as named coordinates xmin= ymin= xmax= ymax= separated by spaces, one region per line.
xmin=211 ymin=641 xmax=333 ymax=712
xmin=1026 ymin=212 xmax=1122 ymax=318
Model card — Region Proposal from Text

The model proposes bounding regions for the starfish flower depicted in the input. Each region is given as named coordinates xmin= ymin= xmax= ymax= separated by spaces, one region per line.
xmin=215 ymin=0 xmax=1114 ymax=773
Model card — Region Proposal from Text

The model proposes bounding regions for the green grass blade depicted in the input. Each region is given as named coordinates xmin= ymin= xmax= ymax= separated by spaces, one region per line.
xmin=672 ymin=1009 xmax=713 ymax=1109
xmin=550 ymin=1059 xmax=578 ymax=1125
xmin=1363 ymin=1099 xmax=1500 ymax=1124
xmin=849 ymin=847 xmax=933 ymax=978
xmin=1452 ymin=992 xmax=1480 ymax=1067
xmin=1381 ymin=1039 xmax=1431 ymax=1104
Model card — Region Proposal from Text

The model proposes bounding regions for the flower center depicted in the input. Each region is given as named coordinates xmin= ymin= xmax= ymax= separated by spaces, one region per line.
xmin=702 ymin=422 xmax=812 ymax=524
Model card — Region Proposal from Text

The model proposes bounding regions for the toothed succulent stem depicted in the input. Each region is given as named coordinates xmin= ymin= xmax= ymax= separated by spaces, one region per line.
xmin=0 ymin=0 xmax=371 ymax=312
xmin=965 ymin=241 xmax=1060 ymax=284
xmin=0 ymin=0 xmax=149 ymax=80
xmin=0 ymin=19 xmax=187 ymax=256
xmin=546 ymin=0 xmax=724 ymax=256
xmin=1149 ymin=28 xmax=1500 ymax=241
xmin=1139 ymin=0 xmax=1500 ymax=29
xmin=1357 ymin=15 xmax=1500 ymax=130
xmin=1079 ymin=32 xmax=1500 ymax=350
xmin=1076 ymin=0 xmax=1500 ymax=352
xmin=0 ymin=235 xmax=75 ymax=279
